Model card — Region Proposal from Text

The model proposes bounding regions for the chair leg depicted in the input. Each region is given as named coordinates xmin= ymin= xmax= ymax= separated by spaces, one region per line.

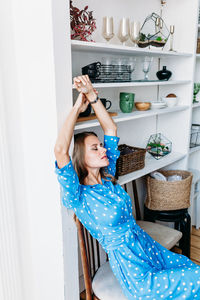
xmin=179 ymin=212 xmax=191 ymax=258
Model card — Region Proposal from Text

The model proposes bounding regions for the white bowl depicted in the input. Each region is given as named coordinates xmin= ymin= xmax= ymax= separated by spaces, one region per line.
xmin=151 ymin=101 xmax=167 ymax=109
xmin=162 ymin=97 xmax=179 ymax=107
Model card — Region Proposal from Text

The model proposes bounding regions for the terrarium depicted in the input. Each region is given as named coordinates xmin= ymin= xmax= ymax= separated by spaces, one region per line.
xmin=146 ymin=133 xmax=172 ymax=160
xmin=138 ymin=13 xmax=170 ymax=49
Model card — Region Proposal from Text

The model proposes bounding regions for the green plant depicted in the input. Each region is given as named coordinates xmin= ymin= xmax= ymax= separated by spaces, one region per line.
xmin=70 ymin=1 xmax=96 ymax=41
xmin=139 ymin=33 xmax=147 ymax=42
xmin=156 ymin=36 xmax=162 ymax=41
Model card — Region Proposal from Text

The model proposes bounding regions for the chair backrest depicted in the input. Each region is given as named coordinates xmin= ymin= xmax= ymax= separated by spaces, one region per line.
xmin=74 ymin=181 xmax=139 ymax=300
xmin=74 ymin=214 xmax=107 ymax=300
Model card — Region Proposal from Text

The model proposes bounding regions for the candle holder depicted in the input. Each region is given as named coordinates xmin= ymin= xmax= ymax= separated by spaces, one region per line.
xmin=169 ymin=25 xmax=175 ymax=52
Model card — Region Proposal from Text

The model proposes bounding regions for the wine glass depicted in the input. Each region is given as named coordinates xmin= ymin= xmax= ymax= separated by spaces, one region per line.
xmin=193 ymin=83 xmax=200 ymax=103
xmin=142 ymin=57 xmax=153 ymax=81
xmin=102 ymin=17 xmax=114 ymax=42
xmin=130 ymin=21 xmax=140 ymax=47
xmin=128 ymin=58 xmax=137 ymax=80
xmin=118 ymin=18 xmax=130 ymax=46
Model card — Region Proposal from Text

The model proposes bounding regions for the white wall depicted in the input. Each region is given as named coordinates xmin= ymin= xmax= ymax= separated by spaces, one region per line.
xmin=0 ymin=0 xmax=65 ymax=299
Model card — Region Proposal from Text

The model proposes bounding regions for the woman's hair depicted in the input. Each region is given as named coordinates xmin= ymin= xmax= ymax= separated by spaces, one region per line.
xmin=72 ymin=131 xmax=117 ymax=185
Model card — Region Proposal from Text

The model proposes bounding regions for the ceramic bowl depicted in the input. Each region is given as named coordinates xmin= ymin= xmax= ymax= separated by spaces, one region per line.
xmin=150 ymin=102 xmax=167 ymax=109
xmin=162 ymin=97 xmax=179 ymax=107
xmin=135 ymin=102 xmax=151 ymax=111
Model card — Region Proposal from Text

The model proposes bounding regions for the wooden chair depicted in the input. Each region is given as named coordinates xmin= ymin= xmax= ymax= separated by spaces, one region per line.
xmin=75 ymin=180 xmax=183 ymax=300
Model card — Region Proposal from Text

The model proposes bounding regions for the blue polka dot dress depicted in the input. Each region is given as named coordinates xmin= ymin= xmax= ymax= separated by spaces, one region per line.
xmin=55 ymin=135 xmax=200 ymax=299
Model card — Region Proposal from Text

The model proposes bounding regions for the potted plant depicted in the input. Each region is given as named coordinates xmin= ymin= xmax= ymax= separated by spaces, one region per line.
xmin=70 ymin=1 xmax=96 ymax=42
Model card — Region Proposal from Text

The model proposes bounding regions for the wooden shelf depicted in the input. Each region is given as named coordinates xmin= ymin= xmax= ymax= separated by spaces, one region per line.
xmin=189 ymin=146 xmax=200 ymax=154
xmin=71 ymin=40 xmax=192 ymax=58
xmin=118 ymin=152 xmax=186 ymax=185
xmin=72 ymin=80 xmax=191 ymax=90
xmin=75 ymin=105 xmax=189 ymax=130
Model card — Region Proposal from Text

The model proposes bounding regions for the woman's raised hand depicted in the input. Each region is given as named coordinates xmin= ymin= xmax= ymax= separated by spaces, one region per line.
xmin=73 ymin=75 xmax=97 ymax=102
xmin=74 ymin=93 xmax=90 ymax=113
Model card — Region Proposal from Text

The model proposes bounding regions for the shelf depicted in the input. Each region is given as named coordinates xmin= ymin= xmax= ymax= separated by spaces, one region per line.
xmin=72 ymin=80 xmax=191 ymax=89
xmin=71 ymin=40 xmax=192 ymax=58
xmin=118 ymin=152 xmax=186 ymax=185
xmin=196 ymin=54 xmax=200 ymax=58
xmin=192 ymin=102 xmax=200 ymax=108
xmin=189 ymin=146 xmax=200 ymax=154
xmin=75 ymin=105 xmax=189 ymax=130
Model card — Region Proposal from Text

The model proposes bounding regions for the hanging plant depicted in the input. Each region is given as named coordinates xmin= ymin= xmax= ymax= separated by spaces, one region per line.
xmin=70 ymin=1 xmax=96 ymax=42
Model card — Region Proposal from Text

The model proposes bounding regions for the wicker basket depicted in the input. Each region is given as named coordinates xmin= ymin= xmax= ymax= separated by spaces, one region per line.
xmin=116 ymin=144 xmax=146 ymax=176
xmin=145 ymin=170 xmax=193 ymax=211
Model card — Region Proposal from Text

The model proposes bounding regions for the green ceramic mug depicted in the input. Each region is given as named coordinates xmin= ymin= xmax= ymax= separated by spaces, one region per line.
xmin=119 ymin=92 xmax=135 ymax=113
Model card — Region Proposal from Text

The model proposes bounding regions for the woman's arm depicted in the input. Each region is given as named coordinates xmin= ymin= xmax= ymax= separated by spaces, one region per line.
xmin=54 ymin=93 xmax=90 ymax=169
xmin=74 ymin=75 xmax=117 ymax=136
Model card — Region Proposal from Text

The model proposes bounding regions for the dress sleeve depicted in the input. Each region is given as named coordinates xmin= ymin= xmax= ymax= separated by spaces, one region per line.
xmin=104 ymin=135 xmax=120 ymax=177
xmin=54 ymin=158 xmax=81 ymax=209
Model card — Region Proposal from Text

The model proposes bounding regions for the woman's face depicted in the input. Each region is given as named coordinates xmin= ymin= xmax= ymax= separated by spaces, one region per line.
xmin=84 ymin=135 xmax=109 ymax=169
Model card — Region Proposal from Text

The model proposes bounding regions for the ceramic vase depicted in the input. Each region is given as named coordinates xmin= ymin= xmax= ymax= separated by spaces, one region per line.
xmin=156 ymin=66 xmax=172 ymax=81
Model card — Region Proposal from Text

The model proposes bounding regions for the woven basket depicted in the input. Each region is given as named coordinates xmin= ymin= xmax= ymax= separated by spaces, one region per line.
xmin=116 ymin=144 xmax=146 ymax=176
xmin=145 ymin=170 xmax=193 ymax=211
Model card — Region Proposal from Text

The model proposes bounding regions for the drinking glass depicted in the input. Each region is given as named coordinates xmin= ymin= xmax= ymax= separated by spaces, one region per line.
xmin=142 ymin=57 xmax=153 ymax=81
xmin=128 ymin=58 xmax=137 ymax=80
xmin=102 ymin=17 xmax=114 ymax=42
xmin=130 ymin=21 xmax=140 ymax=47
xmin=118 ymin=18 xmax=130 ymax=45
xmin=193 ymin=83 xmax=200 ymax=103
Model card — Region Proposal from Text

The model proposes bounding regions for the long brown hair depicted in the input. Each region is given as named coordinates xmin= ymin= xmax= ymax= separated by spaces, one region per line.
xmin=72 ymin=132 xmax=117 ymax=185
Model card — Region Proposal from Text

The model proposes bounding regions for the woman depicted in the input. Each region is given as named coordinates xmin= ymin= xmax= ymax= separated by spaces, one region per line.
xmin=54 ymin=75 xmax=200 ymax=299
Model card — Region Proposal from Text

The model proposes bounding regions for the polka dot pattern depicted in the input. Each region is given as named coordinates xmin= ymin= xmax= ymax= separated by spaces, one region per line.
xmin=55 ymin=135 xmax=200 ymax=299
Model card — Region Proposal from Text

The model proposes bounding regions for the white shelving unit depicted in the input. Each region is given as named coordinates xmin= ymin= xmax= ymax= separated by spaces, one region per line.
xmin=72 ymin=80 xmax=191 ymax=89
xmin=189 ymin=146 xmax=200 ymax=154
xmin=193 ymin=102 xmax=200 ymax=108
xmin=118 ymin=152 xmax=186 ymax=185
xmin=189 ymin=1 xmax=200 ymax=169
xmin=75 ymin=105 xmax=189 ymax=130
xmin=52 ymin=1 xmax=200 ymax=298
xmin=71 ymin=40 xmax=192 ymax=57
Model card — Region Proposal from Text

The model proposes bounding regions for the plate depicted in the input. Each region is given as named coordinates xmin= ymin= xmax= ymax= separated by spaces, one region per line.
xmin=151 ymin=102 xmax=167 ymax=109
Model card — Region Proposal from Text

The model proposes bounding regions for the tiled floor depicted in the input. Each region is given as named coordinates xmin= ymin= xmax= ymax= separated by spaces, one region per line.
xmin=80 ymin=226 xmax=200 ymax=299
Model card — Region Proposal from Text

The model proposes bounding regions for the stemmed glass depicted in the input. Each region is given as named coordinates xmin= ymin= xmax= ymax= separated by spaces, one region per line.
xmin=128 ymin=58 xmax=137 ymax=80
xmin=118 ymin=18 xmax=130 ymax=46
xmin=193 ymin=83 xmax=200 ymax=103
xmin=142 ymin=57 xmax=153 ymax=81
xmin=102 ymin=17 xmax=114 ymax=42
xmin=130 ymin=21 xmax=140 ymax=47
